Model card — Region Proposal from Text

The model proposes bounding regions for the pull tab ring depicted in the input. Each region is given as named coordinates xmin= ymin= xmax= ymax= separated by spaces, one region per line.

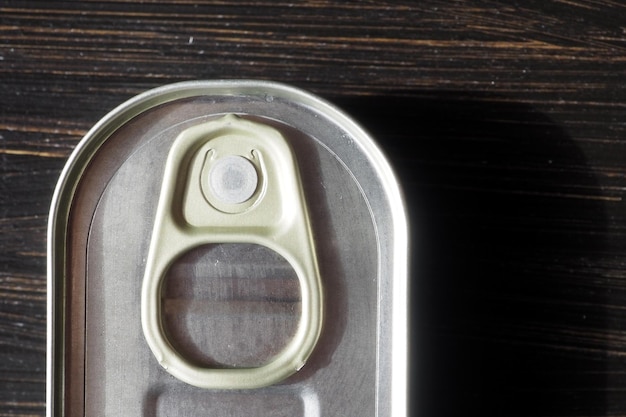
xmin=141 ymin=115 xmax=323 ymax=389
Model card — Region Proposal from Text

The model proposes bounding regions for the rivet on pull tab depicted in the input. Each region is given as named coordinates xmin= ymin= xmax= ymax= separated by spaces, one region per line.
xmin=141 ymin=114 xmax=323 ymax=389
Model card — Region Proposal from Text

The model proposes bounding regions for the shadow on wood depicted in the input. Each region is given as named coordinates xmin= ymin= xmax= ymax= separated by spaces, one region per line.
xmin=335 ymin=92 xmax=609 ymax=417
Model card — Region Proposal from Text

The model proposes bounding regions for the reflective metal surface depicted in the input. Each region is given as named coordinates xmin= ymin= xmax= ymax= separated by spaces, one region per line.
xmin=47 ymin=81 xmax=408 ymax=416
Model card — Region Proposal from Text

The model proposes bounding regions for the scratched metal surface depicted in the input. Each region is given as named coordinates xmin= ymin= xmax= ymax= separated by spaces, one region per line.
xmin=65 ymin=95 xmax=386 ymax=416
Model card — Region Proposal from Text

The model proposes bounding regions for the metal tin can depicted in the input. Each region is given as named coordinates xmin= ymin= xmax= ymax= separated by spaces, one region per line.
xmin=47 ymin=80 xmax=408 ymax=416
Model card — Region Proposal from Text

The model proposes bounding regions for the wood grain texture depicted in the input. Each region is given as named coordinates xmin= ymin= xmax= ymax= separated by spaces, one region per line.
xmin=1 ymin=1 xmax=625 ymax=416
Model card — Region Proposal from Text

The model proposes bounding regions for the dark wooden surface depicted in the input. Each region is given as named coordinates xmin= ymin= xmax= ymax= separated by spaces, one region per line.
xmin=2 ymin=1 xmax=626 ymax=416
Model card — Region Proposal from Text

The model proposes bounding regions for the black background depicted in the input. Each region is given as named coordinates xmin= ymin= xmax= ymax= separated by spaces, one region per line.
xmin=2 ymin=1 xmax=626 ymax=416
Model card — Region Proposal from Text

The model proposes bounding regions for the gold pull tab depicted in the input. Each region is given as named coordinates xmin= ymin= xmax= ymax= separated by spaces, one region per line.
xmin=141 ymin=114 xmax=323 ymax=389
